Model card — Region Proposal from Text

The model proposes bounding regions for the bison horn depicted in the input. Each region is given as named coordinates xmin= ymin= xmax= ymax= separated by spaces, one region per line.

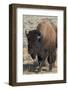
xmin=25 ymin=30 xmax=29 ymax=35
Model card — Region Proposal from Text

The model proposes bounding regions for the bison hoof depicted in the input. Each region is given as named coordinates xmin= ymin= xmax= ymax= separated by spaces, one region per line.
xmin=34 ymin=67 xmax=41 ymax=73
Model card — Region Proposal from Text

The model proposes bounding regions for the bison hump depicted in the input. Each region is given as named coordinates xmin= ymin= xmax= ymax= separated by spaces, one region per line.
xmin=37 ymin=19 xmax=56 ymax=48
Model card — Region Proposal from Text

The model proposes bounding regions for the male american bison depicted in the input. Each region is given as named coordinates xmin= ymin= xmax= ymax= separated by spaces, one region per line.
xmin=25 ymin=19 xmax=57 ymax=72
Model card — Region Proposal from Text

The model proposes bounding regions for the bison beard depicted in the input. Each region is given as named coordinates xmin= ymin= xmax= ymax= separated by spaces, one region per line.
xmin=25 ymin=19 xmax=57 ymax=72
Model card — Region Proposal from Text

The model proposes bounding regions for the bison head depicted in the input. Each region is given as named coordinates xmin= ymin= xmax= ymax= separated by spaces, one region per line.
xmin=25 ymin=30 xmax=41 ymax=60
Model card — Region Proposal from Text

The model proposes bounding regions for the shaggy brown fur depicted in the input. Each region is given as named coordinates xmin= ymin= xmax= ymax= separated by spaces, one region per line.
xmin=37 ymin=19 xmax=57 ymax=49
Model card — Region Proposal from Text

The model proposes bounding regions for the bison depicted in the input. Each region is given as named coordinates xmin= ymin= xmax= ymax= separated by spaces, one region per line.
xmin=25 ymin=19 xmax=57 ymax=72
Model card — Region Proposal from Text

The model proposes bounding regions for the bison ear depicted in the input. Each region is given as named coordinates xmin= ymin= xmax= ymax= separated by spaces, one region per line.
xmin=37 ymin=36 xmax=41 ymax=41
xmin=25 ymin=30 xmax=29 ymax=36
xmin=36 ymin=31 xmax=41 ymax=41
xmin=37 ymin=36 xmax=41 ymax=39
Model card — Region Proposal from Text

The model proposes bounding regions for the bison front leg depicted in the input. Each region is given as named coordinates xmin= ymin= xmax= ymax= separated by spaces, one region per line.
xmin=37 ymin=55 xmax=45 ymax=72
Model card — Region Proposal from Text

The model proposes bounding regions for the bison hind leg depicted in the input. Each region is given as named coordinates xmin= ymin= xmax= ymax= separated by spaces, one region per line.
xmin=48 ymin=56 xmax=52 ymax=71
xmin=48 ymin=50 xmax=56 ymax=71
xmin=47 ymin=55 xmax=54 ymax=71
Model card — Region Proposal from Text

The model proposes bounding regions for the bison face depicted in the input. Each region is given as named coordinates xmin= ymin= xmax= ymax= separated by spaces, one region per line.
xmin=25 ymin=30 xmax=41 ymax=60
